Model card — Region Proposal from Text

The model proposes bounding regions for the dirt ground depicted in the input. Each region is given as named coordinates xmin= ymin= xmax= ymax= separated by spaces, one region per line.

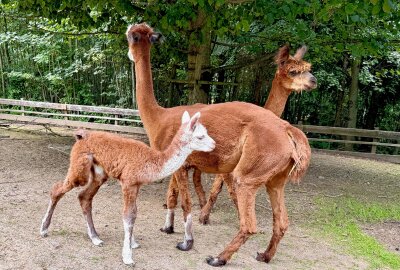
xmin=0 ymin=126 xmax=399 ymax=270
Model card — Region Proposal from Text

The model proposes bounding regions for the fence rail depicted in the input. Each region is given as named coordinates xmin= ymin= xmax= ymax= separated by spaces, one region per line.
xmin=0 ymin=98 xmax=399 ymax=157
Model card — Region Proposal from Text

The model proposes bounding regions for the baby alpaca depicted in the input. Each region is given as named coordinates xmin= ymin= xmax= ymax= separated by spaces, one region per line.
xmin=40 ymin=111 xmax=215 ymax=265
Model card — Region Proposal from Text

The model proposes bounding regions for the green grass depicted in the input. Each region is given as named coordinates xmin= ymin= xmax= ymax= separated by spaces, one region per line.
xmin=312 ymin=197 xmax=400 ymax=270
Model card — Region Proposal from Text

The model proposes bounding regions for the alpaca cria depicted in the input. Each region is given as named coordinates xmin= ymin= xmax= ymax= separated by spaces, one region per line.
xmin=126 ymin=23 xmax=311 ymax=266
xmin=39 ymin=111 xmax=215 ymax=265
xmin=198 ymin=45 xmax=318 ymax=224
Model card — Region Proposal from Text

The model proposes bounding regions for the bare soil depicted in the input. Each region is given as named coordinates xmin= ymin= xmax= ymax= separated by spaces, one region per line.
xmin=0 ymin=126 xmax=399 ymax=270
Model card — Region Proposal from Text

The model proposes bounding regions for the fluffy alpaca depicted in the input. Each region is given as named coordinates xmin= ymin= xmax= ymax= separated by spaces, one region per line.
xmin=198 ymin=45 xmax=317 ymax=224
xmin=39 ymin=111 xmax=215 ymax=265
xmin=126 ymin=23 xmax=311 ymax=266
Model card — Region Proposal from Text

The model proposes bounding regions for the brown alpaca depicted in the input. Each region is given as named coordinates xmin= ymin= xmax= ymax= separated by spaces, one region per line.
xmin=39 ymin=111 xmax=215 ymax=265
xmin=126 ymin=23 xmax=311 ymax=266
xmin=198 ymin=45 xmax=317 ymax=224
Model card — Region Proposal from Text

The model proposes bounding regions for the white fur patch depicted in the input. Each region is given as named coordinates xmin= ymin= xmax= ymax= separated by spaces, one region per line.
xmin=157 ymin=148 xmax=191 ymax=180
xmin=127 ymin=50 xmax=134 ymax=62
xmin=40 ymin=199 xmax=52 ymax=237
xmin=184 ymin=214 xmax=193 ymax=241
xmin=94 ymin=165 xmax=104 ymax=177
xmin=164 ymin=209 xmax=174 ymax=229
xmin=122 ymin=219 xmax=134 ymax=265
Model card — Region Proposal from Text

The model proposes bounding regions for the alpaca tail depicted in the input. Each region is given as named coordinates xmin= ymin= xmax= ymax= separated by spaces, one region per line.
xmin=286 ymin=125 xmax=311 ymax=183
xmin=74 ymin=129 xmax=89 ymax=141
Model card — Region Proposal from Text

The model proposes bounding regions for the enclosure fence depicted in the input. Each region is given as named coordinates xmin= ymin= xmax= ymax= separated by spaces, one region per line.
xmin=0 ymin=98 xmax=399 ymax=159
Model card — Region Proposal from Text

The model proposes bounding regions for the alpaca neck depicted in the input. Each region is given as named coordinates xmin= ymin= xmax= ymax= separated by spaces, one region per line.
xmin=134 ymin=52 xmax=164 ymax=131
xmin=155 ymin=133 xmax=191 ymax=180
xmin=264 ymin=74 xmax=292 ymax=117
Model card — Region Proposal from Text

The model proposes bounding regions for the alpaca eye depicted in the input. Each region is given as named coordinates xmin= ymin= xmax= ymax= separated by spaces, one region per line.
xmin=198 ymin=136 xmax=205 ymax=140
xmin=289 ymin=70 xmax=300 ymax=77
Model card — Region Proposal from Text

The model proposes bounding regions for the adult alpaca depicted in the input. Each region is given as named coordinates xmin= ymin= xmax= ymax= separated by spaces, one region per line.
xmin=198 ymin=45 xmax=317 ymax=224
xmin=126 ymin=23 xmax=311 ymax=266
xmin=40 ymin=111 xmax=215 ymax=265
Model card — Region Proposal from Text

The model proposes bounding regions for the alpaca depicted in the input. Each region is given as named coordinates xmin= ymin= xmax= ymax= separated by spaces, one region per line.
xmin=39 ymin=111 xmax=215 ymax=265
xmin=126 ymin=23 xmax=311 ymax=266
xmin=198 ymin=45 xmax=317 ymax=224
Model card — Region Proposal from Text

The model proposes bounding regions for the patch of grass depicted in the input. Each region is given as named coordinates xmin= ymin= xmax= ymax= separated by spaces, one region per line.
xmin=312 ymin=196 xmax=400 ymax=270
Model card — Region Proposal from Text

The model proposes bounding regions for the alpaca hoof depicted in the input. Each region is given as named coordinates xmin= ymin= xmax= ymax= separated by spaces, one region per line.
xmin=256 ymin=252 xmax=271 ymax=263
xmin=91 ymin=238 xmax=104 ymax=247
xmin=160 ymin=226 xmax=174 ymax=234
xmin=199 ymin=214 xmax=210 ymax=225
xmin=122 ymin=257 xmax=135 ymax=266
xmin=40 ymin=229 xmax=48 ymax=237
xmin=176 ymin=239 xmax=193 ymax=251
xmin=206 ymin=256 xmax=226 ymax=267
xmin=131 ymin=241 xmax=140 ymax=249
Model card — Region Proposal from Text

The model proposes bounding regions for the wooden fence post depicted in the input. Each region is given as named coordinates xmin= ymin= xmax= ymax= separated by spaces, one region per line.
xmin=20 ymin=98 xmax=25 ymax=116
xmin=371 ymin=127 xmax=379 ymax=154
xmin=63 ymin=104 xmax=68 ymax=120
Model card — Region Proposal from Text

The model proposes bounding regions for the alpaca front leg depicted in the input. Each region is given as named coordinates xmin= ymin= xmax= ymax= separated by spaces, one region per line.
xmin=121 ymin=183 xmax=139 ymax=265
xmin=199 ymin=174 xmax=224 ymax=225
xmin=174 ymin=168 xmax=194 ymax=251
xmin=177 ymin=213 xmax=193 ymax=251
xmin=161 ymin=174 xmax=178 ymax=234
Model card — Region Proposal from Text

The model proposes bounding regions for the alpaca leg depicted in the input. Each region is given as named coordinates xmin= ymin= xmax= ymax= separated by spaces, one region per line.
xmin=40 ymin=180 xmax=75 ymax=237
xmin=121 ymin=183 xmax=140 ymax=265
xmin=256 ymin=179 xmax=288 ymax=263
xmin=207 ymin=183 xmax=258 ymax=266
xmin=223 ymin=173 xmax=238 ymax=209
xmin=160 ymin=174 xmax=178 ymax=234
xmin=199 ymin=174 xmax=224 ymax=225
xmin=78 ymin=176 xmax=105 ymax=246
xmin=192 ymin=168 xmax=207 ymax=208
xmin=174 ymin=168 xmax=194 ymax=251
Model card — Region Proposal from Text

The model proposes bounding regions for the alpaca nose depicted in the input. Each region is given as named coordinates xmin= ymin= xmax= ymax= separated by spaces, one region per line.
xmin=310 ymin=76 xmax=317 ymax=86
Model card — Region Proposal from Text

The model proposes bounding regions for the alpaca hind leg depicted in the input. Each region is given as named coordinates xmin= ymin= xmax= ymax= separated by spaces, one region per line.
xmin=121 ymin=183 xmax=140 ymax=265
xmin=192 ymin=168 xmax=207 ymax=208
xmin=207 ymin=183 xmax=258 ymax=266
xmin=256 ymin=179 xmax=288 ymax=263
xmin=160 ymin=174 xmax=178 ymax=234
xmin=223 ymin=173 xmax=238 ymax=209
xmin=40 ymin=179 xmax=75 ymax=237
xmin=78 ymin=172 xmax=107 ymax=246
xmin=199 ymin=174 xmax=224 ymax=225
xmin=174 ymin=168 xmax=194 ymax=251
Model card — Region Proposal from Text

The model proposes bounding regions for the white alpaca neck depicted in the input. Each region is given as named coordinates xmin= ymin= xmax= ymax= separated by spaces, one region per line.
xmin=156 ymin=144 xmax=192 ymax=180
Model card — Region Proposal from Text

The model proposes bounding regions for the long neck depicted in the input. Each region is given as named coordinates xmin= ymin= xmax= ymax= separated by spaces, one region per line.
xmin=264 ymin=74 xmax=292 ymax=117
xmin=134 ymin=51 xmax=164 ymax=132
xmin=152 ymin=131 xmax=192 ymax=180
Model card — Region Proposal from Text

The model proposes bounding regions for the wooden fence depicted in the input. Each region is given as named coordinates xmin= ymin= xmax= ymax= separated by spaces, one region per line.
xmin=0 ymin=98 xmax=399 ymax=157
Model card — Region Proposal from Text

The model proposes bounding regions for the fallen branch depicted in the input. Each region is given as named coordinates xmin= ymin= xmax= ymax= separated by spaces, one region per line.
xmin=323 ymin=193 xmax=344 ymax=198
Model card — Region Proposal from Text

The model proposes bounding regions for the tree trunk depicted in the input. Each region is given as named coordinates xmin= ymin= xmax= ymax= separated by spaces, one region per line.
xmin=253 ymin=67 xmax=263 ymax=105
xmin=167 ymin=63 xmax=177 ymax=108
xmin=345 ymin=57 xmax=361 ymax=151
xmin=334 ymin=55 xmax=349 ymax=127
xmin=187 ymin=11 xmax=211 ymax=105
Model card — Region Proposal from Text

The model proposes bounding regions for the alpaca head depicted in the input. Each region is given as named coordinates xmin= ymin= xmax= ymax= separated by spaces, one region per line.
xmin=275 ymin=45 xmax=317 ymax=92
xmin=126 ymin=23 xmax=163 ymax=62
xmin=179 ymin=111 xmax=215 ymax=153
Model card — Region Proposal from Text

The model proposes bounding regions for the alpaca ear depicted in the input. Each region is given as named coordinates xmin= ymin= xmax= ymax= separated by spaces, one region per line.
xmin=150 ymin=32 xmax=163 ymax=44
xmin=189 ymin=112 xmax=201 ymax=131
xmin=74 ymin=129 xmax=88 ymax=140
xmin=294 ymin=45 xmax=308 ymax=61
xmin=181 ymin=111 xmax=190 ymax=124
xmin=275 ymin=45 xmax=290 ymax=67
